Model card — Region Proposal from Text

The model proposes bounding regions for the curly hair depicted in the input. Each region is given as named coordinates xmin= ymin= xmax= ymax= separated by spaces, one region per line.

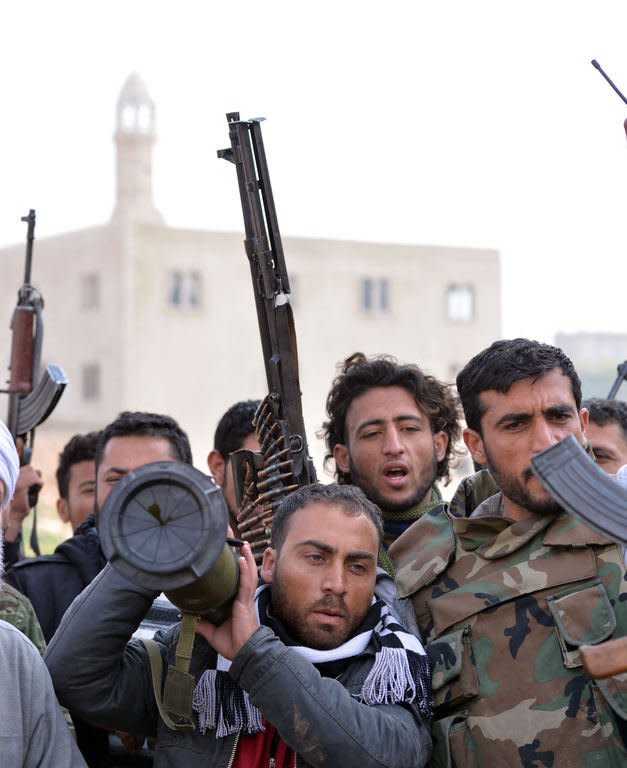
xmin=320 ymin=352 xmax=462 ymax=485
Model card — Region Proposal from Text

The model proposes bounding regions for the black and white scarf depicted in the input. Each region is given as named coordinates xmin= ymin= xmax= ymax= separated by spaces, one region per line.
xmin=192 ymin=584 xmax=432 ymax=737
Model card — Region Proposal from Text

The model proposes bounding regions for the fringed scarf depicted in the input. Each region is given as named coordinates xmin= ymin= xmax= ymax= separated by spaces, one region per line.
xmin=192 ymin=584 xmax=432 ymax=737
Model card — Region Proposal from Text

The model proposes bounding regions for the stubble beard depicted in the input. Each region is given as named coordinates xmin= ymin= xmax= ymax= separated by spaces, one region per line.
xmin=483 ymin=445 xmax=561 ymax=517
xmin=347 ymin=450 xmax=438 ymax=516
xmin=270 ymin=565 xmax=364 ymax=651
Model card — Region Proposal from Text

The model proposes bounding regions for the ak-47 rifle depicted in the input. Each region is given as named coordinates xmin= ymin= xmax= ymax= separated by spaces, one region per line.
xmin=2 ymin=209 xmax=67 ymax=554
xmin=218 ymin=114 xmax=317 ymax=561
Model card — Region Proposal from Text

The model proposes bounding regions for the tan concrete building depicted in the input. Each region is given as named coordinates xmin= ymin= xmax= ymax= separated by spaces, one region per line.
xmin=0 ymin=74 xmax=501 ymax=508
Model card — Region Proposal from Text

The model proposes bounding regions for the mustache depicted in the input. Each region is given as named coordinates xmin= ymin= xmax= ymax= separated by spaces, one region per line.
xmin=309 ymin=595 xmax=348 ymax=617
xmin=522 ymin=466 xmax=535 ymax=482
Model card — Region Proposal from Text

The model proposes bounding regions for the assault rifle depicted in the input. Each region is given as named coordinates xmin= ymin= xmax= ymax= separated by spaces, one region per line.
xmin=607 ymin=361 xmax=627 ymax=399
xmin=218 ymin=114 xmax=316 ymax=560
xmin=2 ymin=209 xmax=67 ymax=553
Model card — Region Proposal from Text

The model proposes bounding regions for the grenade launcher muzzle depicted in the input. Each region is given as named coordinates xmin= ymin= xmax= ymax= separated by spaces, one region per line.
xmin=98 ymin=461 xmax=240 ymax=623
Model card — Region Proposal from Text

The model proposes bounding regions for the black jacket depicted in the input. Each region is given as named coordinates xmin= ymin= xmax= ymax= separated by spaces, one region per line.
xmin=6 ymin=514 xmax=106 ymax=643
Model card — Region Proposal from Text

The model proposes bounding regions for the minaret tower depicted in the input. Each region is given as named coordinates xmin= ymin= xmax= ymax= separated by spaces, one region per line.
xmin=111 ymin=73 xmax=164 ymax=224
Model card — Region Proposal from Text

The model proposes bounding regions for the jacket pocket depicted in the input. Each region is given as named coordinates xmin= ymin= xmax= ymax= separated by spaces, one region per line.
xmin=430 ymin=712 xmax=479 ymax=768
xmin=428 ymin=626 xmax=479 ymax=713
xmin=546 ymin=581 xmax=616 ymax=669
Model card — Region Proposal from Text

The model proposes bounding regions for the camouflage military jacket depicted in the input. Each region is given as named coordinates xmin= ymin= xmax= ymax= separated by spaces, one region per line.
xmin=390 ymin=486 xmax=627 ymax=768
xmin=0 ymin=582 xmax=46 ymax=655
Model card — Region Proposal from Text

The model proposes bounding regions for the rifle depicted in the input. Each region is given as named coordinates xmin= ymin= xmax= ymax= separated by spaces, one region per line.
xmin=607 ymin=360 xmax=627 ymax=399
xmin=218 ymin=114 xmax=317 ymax=560
xmin=2 ymin=209 xmax=68 ymax=554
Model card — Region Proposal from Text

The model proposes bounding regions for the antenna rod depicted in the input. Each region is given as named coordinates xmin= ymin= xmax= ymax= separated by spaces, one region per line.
xmin=591 ymin=59 xmax=627 ymax=105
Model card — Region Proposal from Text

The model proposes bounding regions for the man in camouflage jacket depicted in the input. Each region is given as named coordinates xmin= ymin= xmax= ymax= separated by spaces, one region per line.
xmin=390 ymin=339 xmax=627 ymax=767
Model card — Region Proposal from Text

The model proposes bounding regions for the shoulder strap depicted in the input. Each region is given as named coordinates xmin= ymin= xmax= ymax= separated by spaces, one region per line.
xmin=140 ymin=611 xmax=198 ymax=732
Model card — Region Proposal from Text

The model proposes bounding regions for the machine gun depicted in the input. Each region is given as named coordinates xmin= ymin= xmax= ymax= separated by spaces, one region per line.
xmin=2 ymin=209 xmax=67 ymax=553
xmin=218 ymin=114 xmax=317 ymax=561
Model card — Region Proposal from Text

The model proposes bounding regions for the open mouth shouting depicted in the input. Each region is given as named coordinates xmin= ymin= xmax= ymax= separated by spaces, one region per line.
xmin=383 ymin=463 xmax=409 ymax=488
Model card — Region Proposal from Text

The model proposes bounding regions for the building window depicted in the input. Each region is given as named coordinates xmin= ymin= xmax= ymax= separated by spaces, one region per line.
xmin=446 ymin=284 xmax=475 ymax=322
xmin=82 ymin=364 xmax=100 ymax=401
xmin=361 ymin=278 xmax=390 ymax=313
xmin=81 ymin=273 xmax=100 ymax=310
xmin=168 ymin=270 xmax=202 ymax=310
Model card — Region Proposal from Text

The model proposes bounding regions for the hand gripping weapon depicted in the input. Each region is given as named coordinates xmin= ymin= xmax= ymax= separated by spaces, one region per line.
xmin=2 ymin=210 xmax=68 ymax=553
xmin=531 ymin=435 xmax=627 ymax=679
xmin=218 ymin=114 xmax=317 ymax=561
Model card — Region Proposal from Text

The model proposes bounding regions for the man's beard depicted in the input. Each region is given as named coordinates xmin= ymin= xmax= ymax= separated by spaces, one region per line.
xmin=348 ymin=451 xmax=437 ymax=515
xmin=483 ymin=444 xmax=561 ymax=516
xmin=270 ymin=566 xmax=367 ymax=650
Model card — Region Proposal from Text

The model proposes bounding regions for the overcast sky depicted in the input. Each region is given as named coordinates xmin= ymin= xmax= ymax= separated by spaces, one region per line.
xmin=1 ymin=1 xmax=626 ymax=344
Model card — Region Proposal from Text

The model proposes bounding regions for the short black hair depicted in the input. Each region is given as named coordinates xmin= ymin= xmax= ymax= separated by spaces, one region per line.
xmin=56 ymin=432 xmax=101 ymax=499
xmin=271 ymin=483 xmax=383 ymax=553
xmin=457 ymin=338 xmax=582 ymax=434
xmin=583 ymin=398 xmax=627 ymax=441
xmin=96 ymin=411 xmax=193 ymax=468
xmin=214 ymin=400 xmax=260 ymax=458
xmin=321 ymin=352 xmax=462 ymax=484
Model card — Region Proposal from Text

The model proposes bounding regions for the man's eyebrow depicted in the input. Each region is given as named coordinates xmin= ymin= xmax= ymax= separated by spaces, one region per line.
xmin=102 ymin=466 xmax=129 ymax=476
xmin=78 ymin=479 xmax=96 ymax=490
xmin=346 ymin=551 xmax=377 ymax=562
xmin=296 ymin=539 xmax=376 ymax=561
xmin=544 ymin=404 xmax=576 ymax=417
xmin=297 ymin=539 xmax=336 ymax=554
xmin=356 ymin=414 xmax=424 ymax=431
xmin=495 ymin=403 xmax=576 ymax=427
xmin=494 ymin=411 xmax=531 ymax=427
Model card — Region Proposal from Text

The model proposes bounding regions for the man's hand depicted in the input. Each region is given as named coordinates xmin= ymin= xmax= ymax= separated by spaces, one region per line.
xmin=3 ymin=465 xmax=42 ymax=542
xmin=115 ymin=730 xmax=146 ymax=753
xmin=195 ymin=541 xmax=259 ymax=660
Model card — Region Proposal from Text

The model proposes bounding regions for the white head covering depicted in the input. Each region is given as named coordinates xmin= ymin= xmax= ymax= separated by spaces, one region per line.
xmin=0 ymin=419 xmax=19 ymax=509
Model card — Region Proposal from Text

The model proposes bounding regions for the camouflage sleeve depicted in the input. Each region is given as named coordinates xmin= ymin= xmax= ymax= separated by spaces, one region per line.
xmin=0 ymin=583 xmax=46 ymax=655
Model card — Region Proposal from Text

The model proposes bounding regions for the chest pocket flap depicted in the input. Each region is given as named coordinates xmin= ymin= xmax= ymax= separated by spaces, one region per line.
xmin=546 ymin=581 xmax=616 ymax=669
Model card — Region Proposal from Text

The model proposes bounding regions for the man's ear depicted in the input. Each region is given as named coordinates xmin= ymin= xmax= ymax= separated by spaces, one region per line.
xmin=463 ymin=428 xmax=487 ymax=466
xmin=579 ymin=407 xmax=589 ymax=442
xmin=333 ymin=443 xmax=350 ymax=474
xmin=433 ymin=430 xmax=449 ymax=462
xmin=207 ymin=450 xmax=226 ymax=486
xmin=56 ymin=498 xmax=70 ymax=524
xmin=260 ymin=546 xmax=276 ymax=584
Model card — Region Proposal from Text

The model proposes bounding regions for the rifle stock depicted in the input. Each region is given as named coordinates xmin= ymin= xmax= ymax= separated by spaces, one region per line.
xmin=219 ymin=114 xmax=316 ymax=560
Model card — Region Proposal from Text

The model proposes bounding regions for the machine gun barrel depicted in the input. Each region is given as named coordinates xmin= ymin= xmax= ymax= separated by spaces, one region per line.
xmin=218 ymin=114 xmax=316 ymax=558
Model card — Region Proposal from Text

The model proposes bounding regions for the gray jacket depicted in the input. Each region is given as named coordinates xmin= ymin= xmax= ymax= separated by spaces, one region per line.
xmin=0 ymin=619 xmax=86 ymax=767
xmin=46 ymin=564 xmax=431 ymax=768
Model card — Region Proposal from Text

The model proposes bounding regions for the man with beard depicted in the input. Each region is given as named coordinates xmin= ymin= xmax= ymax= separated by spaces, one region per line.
xmin=390 ymin=338 xmax=627 ymax=767
xmin=46 ymin=483 xmax=433 ymax=768
xmin=321 ymin=353 xmax=462 ymax=572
